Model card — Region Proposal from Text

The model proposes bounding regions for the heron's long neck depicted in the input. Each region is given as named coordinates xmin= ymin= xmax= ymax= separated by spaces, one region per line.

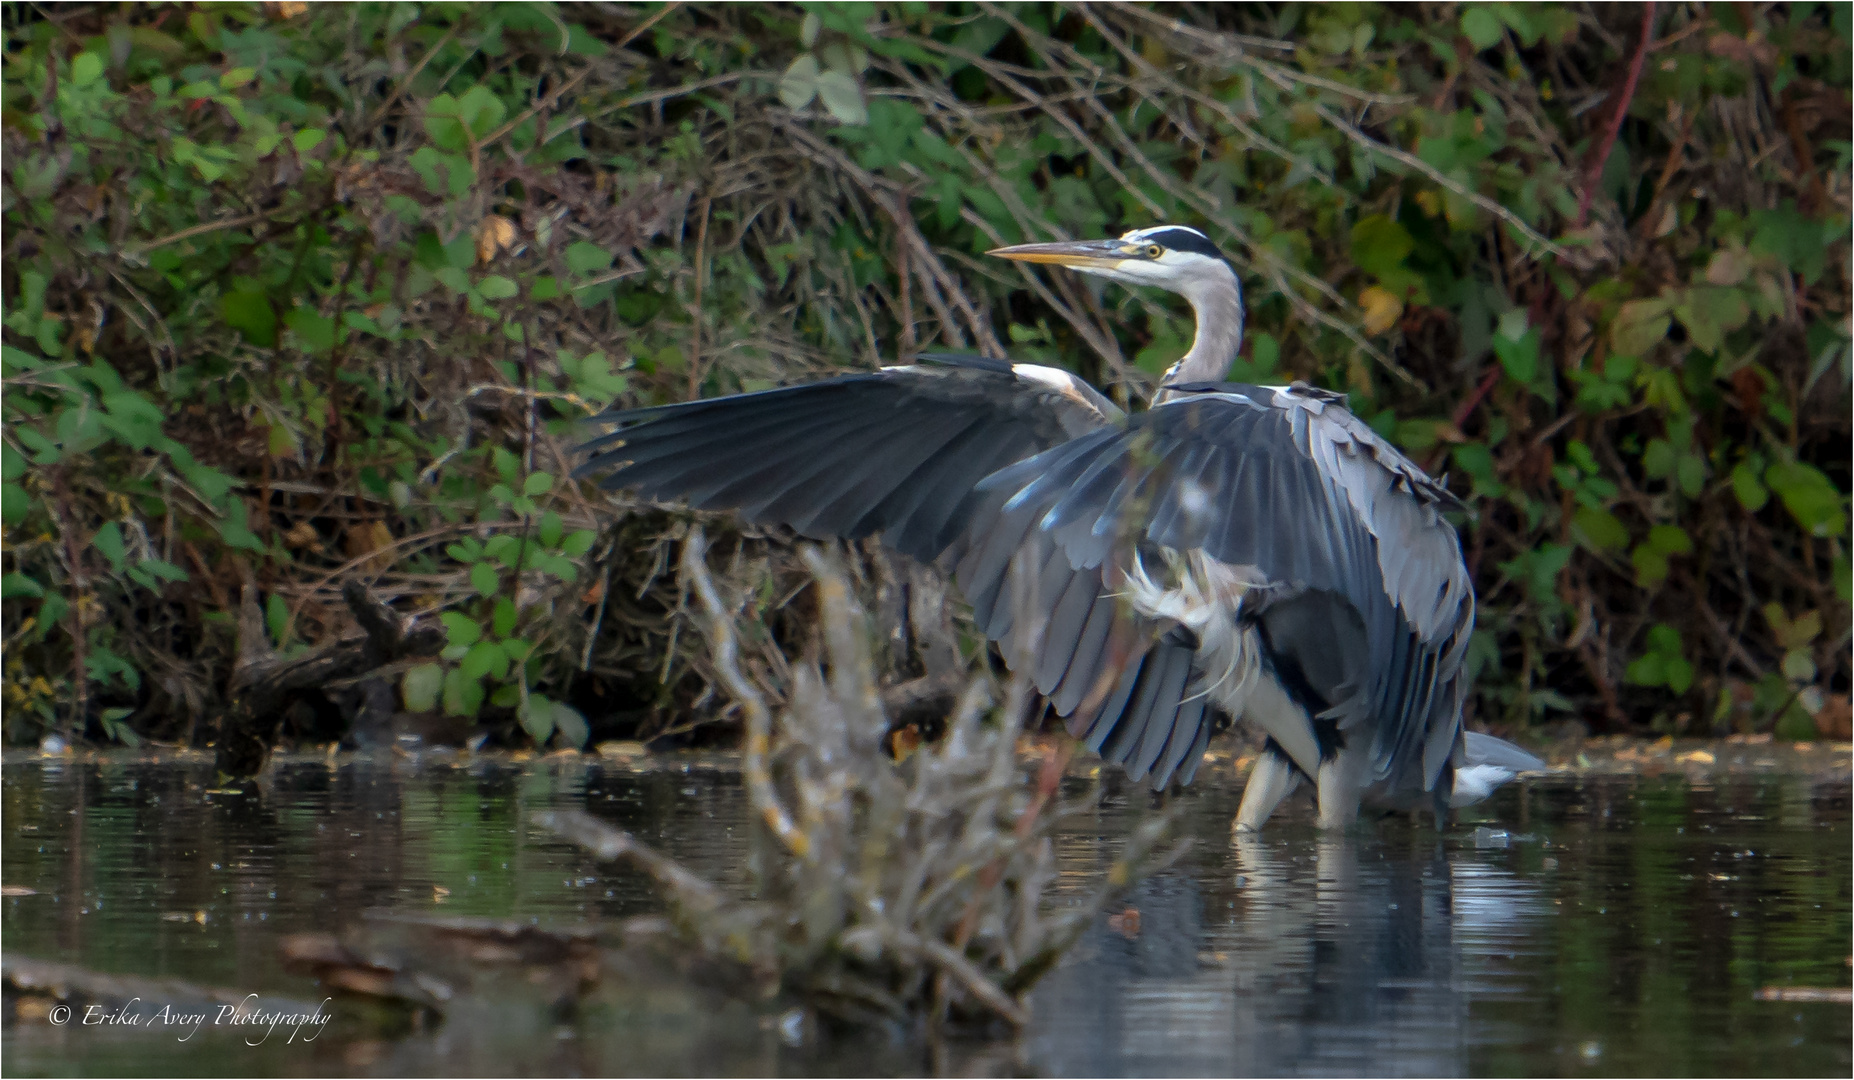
xmin=1155 ymin=266 xmax=1243 ymax=403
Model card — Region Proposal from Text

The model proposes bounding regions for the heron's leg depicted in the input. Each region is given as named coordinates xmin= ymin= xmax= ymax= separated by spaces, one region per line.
xmin=1233 ymin=741 xmax=1302 ymax=833
xmin=1314 ymin=744 xmax=1370 ymax=830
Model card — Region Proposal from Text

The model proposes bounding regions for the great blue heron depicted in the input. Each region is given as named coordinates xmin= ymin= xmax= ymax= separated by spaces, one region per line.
xmin=575 ymin=225 xmax=1542 ymax=829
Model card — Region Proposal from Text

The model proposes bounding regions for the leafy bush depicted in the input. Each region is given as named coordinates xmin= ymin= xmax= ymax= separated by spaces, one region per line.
xmin=2 ymin=3 xmax=1847 ymax=747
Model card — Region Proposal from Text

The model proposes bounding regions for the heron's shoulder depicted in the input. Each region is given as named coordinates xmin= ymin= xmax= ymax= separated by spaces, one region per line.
xmin=893 ymin=353 xmax=1123 ymax=424
xmin=1273 ymin=383 xmax=1464 ymax=511
xmin=1152 ymin=380 xmax=1466 ymax=511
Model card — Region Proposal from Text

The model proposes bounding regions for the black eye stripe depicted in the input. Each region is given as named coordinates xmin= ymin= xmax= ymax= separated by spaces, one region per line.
xmin=1138 ymin=227 xmax=1225 ymax=259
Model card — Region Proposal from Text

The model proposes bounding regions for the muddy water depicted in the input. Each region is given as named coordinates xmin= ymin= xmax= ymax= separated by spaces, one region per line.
xmin=2 ymin=750 xmax=1848 ymax=1077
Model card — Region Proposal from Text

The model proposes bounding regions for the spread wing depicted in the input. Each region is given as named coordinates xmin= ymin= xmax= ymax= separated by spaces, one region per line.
xmin=981 ymin=383 xmax=1474 ymax=792
xmin=574 ymin=356 xmax=1227 ymax=790
xmin=573 ymin=355 xmax=1116 ymax=562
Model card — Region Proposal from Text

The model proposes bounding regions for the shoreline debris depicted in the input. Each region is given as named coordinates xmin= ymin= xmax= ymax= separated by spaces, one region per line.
xmin=534 ymin=528 xmax=1186 ymax=1028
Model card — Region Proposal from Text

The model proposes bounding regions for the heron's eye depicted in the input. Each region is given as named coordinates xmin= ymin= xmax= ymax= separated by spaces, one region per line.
xmin=1145 ymin=244 xmax=1164 ymax=258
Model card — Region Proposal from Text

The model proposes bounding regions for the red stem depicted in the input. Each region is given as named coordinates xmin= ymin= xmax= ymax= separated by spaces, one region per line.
xmin=1576 ymin=3 xmax=1657 ymax=226
xmin=1452 ymin=366 xmax=1505 ymax=430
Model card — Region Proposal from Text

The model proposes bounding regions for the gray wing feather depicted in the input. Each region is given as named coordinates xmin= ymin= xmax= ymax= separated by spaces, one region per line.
xmin=1050 ymin=592 xmax=1118 ymax=715
xmin=576 ymin=365 xmax=1104 ymax=563
xmin=982 ymin=385 xmax=1475 ymax=792
xmin=578 ymin=362 xmax=1228 ymax=790
xmin=1461 ymin=730 xmax=1545 ymax=773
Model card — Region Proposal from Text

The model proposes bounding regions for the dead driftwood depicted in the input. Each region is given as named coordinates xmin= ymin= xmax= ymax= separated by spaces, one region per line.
xmin=535 ymin=528 xmax=1187 ymax=1030
xmin=213 ymin=579 xmax=443 ymax=777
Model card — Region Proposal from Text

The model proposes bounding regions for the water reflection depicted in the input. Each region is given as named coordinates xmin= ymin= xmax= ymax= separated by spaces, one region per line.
xmin=2 ymin=754 xmax=1848 ymax=1077
xmin=1028 ymin=835 xmax=1547 ymax=1077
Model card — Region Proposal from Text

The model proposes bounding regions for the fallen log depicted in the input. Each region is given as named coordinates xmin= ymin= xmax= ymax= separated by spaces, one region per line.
xmin=213 ymin=579 xmax=443 ymax=778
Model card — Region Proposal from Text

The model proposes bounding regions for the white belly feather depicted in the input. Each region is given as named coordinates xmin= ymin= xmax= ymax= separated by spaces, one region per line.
xmin=1114 ymin=548 xmax=1321 ymax=775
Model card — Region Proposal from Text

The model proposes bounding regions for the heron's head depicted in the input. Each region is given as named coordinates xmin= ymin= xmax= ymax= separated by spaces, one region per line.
xmin=988 ymin=225 xmax=1232 ymax=299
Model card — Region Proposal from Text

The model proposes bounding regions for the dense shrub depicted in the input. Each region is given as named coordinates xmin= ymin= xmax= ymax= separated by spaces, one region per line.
xmin=2 ymin=3 xmax=1847 ymax=748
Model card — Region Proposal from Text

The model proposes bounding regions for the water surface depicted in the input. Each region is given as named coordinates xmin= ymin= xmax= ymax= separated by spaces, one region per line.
xmin=3 ymin=751 xmax=1847 ymax=1076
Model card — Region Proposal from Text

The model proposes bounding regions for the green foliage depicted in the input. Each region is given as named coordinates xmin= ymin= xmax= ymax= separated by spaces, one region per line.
xmin=0 ymin=3 xmax=1846 ymax=746
xmin=1627 ymin=623 xmax=1695 ymax=695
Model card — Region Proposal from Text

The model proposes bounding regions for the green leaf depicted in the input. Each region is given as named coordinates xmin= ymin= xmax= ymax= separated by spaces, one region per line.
xmin=1663 ymin=656 xmax=1695 ymax=694
xmin=565 ymin=23 xmax=608 ymax=56
xmin=216 ymin=499 xmax=266 ymax=553
xmin=266 ymin=593 xmax=289 ymax=646
xmin=2 ymin=483 xmax=29 ymax=524
xmin=1627 ymin=623 xmax=1692 ymax=692
xmin=1646 ymin=524 xmax=1693 ymax=555
xmin=1610 ymin=299 xmax=1671 ymax=358
xmin=1642 ymin=439 xmax=1677 ymax=479
xmin=1672 ymin=288 xmax=1750 ymax=355
xmin=140 ymin=558 xmax=188 ymax=583
xmin=1460 ymin=6 xmax=1503 ymax=50
xmin=1349 ymin=215 xmax=1415 ymax=280
xmin=477 ymin=275 xmax=518 ymax=300
xmin=551 ymin=700 xmax=589 ymax=749
xmin=470 ymin=560 xmax=500 ymax=597
xmin=561 ymin=530 xmax=596 ymax=558
xmin=1631 ymin=545 xmax=1670 ymax=587
xmin=402 ymin=663 xmax=443 ymax=712
xmin=434 ymin=266 xmax=471 ymax=294
xmin=522 ymin=472 xmax=553 ymax=496
xmin=220 ymin=288 xmax=277 ymax=347
xmin=815 ymin=71 xmax=868 ymax=124
xmin=459 ymin=639 xmax=508 ymax=682
xmin=1750 ymin=202 xmax=1835 ymax=284
xmin=219 ymin=66 xmax=256 ymax=89
xmin=284 ymin=308 xmax=336 ymax=354
xmin=484 ymin=533 xmax=522 ymax=564
xmin=1625 ymin=651 xmax=1665 ymax=687
xmin=492 ymin=597 xmax=518 ymax=638
xmin=520 ymin=694 xmax=555 ymax=744
xmin=779 ymin=54 xmax=820 ymax=110
xmin=423 ymin=92 xmax=469 ymax=151
xmin=1731 ymin=461 xmax=1769 ymax=510
xmin=1766 ymin=461 xmax=1847 ymax=537
xmin=442 ymin=666 xmax=486 ymax=716
xmin=537 ymin=511 xmax=563 ymax=550
xmin=292 ymin=128 xmax=326 ymax=154
xmin=409 ymin=146 xmax=474 ymax=196
xmin=1495 ymin=3 xmax=1540 ymax=44
xmin=440 ymin=611 xmax=482 ymax=647
xmin=102 ymin=391 xmax=166 ymax=449
xmin=1492 ymin=325 xmax=1540 ymax=385
xmin=1 ymin=573 xmax=44 ymax=599
xmin=1572 ymin=506 xmax=1629 ymax=552
xmin=1675 ymin=453 xmax=1707 ymax=498
xmin=565 ymin=242 xmax=612 ymax=275
xmin=93 ymin=522 xmax=127 ymax=571
xmin=456 ymin=84 xmax=507 ymax=137
xmin=72 ymin=52 xmax=104 ymax=87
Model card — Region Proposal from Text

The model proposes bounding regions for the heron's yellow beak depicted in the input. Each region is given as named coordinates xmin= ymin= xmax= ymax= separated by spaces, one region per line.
xmin=986 ymin=238 xmax=1141 ymax=269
